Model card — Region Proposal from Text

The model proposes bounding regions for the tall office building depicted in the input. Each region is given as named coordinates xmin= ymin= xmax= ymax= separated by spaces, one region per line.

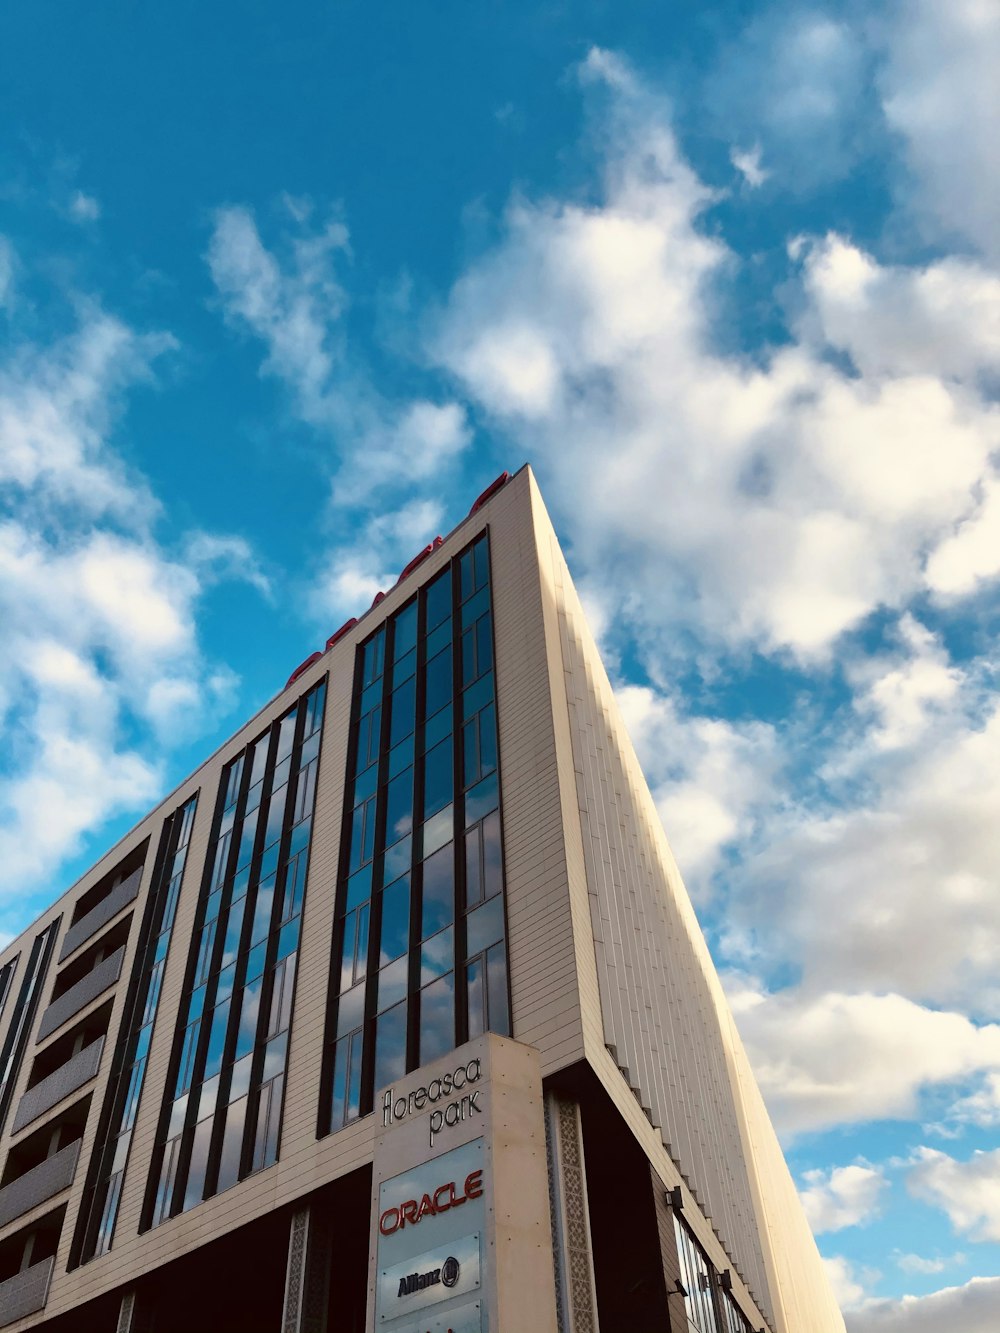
xmin=0 ymin=467 xmax=844 ymax=1333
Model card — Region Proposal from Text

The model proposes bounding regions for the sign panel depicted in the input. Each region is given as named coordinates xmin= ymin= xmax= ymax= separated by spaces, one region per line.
xmin=375 ymin=1140 xmax=486 ymax=1333
xmin=379 ymin=1232 xmax=480 ymax=1319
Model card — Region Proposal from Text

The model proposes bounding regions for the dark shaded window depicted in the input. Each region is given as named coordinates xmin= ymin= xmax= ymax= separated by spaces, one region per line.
xmin=73 ymin=796 xmax=197 ymax=1266
xmin=323 ymin=532 xmax=509 ymax=1134
xmin=142 ymin=679 xmax=326 ymax=1230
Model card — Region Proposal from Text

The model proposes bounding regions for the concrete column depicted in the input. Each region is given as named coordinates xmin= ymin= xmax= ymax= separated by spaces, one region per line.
xmin=545 ymin=1092 xmax=600 ymax=1333
xmin=282 ymin=1204 xmax=332 ymax=1333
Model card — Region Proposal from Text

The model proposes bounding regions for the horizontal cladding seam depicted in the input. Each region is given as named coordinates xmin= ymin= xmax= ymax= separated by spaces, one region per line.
xmin=554 ymin=571 xmax=774 ymax=1322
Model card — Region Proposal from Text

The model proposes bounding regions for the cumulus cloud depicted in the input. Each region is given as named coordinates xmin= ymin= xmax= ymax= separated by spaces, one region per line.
xmin=824 ymin=1255 xmax=870 ymax=1311
xmin=0 ymin=254 xmax=258 ymax=924
xmin=727 ymin=983 xmax=1000 ymax=1137
xmin=616 ymin=683 xmax=779 ymax=894
xmin=800 ymin=1163 xmax=887 ymax=1234
xmin=847 ymin=1276 xmax=1000 ymax=1333
xmin=907 ymin=1148 xmax=1000 ymax=1243
xmin=428 ymin=50 xmax=1000 ymax=668
xmin=893 ymin=1252 xmax=965 ymax=1276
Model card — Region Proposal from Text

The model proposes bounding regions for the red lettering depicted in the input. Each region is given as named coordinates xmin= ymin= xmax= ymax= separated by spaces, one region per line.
xmin=382 ymin=1170 xmax=484 ymax=1230
xmin=433 ymin=1183 xmax=453 ymax=1212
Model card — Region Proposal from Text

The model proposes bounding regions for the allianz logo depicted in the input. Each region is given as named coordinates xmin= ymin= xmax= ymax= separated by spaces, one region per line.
xmin=397 ymin=1254 xmax=461 ymax=1298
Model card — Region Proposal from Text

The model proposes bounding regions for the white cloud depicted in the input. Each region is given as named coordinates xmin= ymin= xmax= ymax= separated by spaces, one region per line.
xmin=69 ymin=190 xmax=101 ymax=223
xmin=429 ymin=51 xmax=1000 ymax=667
xmin=0 ymin=306 xmax=170 ymax=519
xmin=728 ymin=983 xmax=1000 ymax=1137
xmin=800 ymin=1163 xmax=887 ymax=1234
xmin=308 ymin=497 xmax=445 ymax=627
xmin=848 ymin=616 xmax=963 ymax=753
xmin=847 ymin=1276 xmax=1000 ymax=1333
xmin=893 ymin=1252 xmax=965 ymax=1276
xmin=0 ymin=291 xmax=253 ymax=921
xmin=0 ymin=236 xmax=14 ymax=308
xmin=947 ymin=1073 xmax=1000 ymax=1130
xmin=799 ymin=234 xmax=1000 ymax=382
xmin=824 ymin=1255 xmax=870 ymax=1311
xmin=907 ymin=1148 xmax=1000 ymax=1243
xmin=616 ymin=684 xmax=778 ymax=893
xmin=207 ymin=203 xmax=471 ymax=505
xmin=705 ymin=13 xmax=872 ymax=189
xmin=879 ymin=0 xmax=1000 ymax=260
xmin=730 ymin=144 xmax=769 ymax=188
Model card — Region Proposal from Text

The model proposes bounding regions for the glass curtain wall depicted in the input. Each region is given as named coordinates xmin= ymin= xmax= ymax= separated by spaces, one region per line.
xmin=0 ymin=921 xmax=59 ymax=1134
xmin=142 ymin=680 xmax=326 ymax=1229
xmin=324 ymin=531 xmax=509 ymax=1133
xmin=674 ymin=1214 xmax=722 ymax=1333
xmin=74 ymin=795 xmax=198 ymax=1263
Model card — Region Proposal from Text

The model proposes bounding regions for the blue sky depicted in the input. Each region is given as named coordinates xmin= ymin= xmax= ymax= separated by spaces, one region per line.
xmin=2 ymin=2 xmax=999 ymax=1326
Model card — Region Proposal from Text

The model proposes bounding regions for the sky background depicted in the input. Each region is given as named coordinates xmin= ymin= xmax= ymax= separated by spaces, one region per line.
xmin=2 ymin=1 xmax=999 ymax=1327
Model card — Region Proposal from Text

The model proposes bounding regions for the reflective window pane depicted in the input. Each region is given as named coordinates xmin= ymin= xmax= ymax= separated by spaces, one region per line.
xmin=425 ymin=569 xmax=451 ymax=630
xmin=420 ymin=927 xmax=453 ymax=985
xmin=466 ymin=895 xmax=504 ymax=957
xmin=393 ymin=600 xmax=418 ymax=660
xmin=421 ymin=843 xmax=454 ymax=938
xmin=379 ymin=876 xmax=410 ymax=964
xmin=374 ymin=1001 xmax=408 ymax=1093
xmin=419 ymin=973 xmax=455 ymax=1065
xmin=423 ymin=739 xmax=453 ymax=819
xmin=385 ymin=768 xmax=414 ymax=846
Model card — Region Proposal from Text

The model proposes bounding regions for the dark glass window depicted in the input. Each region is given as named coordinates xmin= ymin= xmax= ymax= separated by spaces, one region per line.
xmin=142 ymin=679 xmax=326 ymax=1230
xmin=323 ymin=532 xmax=509 ymax=1134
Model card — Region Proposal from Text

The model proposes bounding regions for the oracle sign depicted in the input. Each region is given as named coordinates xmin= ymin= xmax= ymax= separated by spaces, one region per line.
xmin=379 ymin=1169 xmax=484 ymax=1237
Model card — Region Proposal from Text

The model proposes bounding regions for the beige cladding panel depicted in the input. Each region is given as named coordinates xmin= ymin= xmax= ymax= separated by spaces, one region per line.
xmin=523 ymin=478 xmax=844 ymax=1333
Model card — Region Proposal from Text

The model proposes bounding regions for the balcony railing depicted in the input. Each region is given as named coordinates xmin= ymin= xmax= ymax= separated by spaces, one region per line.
xmin=0 ymin=1256 xmax=54 ymax=1328
xmin=11 ymin=1037 xmax=105 ymax=1136
xmin=58 ymin=866 xmax=142 ymax=963
xmin=0 ymin=1141 xmax=82 ymax=1230
xmin=36 ymin=947 xmax=125 ymax=1044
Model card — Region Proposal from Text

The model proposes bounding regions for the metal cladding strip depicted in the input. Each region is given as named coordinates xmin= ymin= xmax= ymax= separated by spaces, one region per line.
xmin=551 ymin=557 xmax=774 ymax=1324
xmin=0 ymin=1255 xmax=54 ymax=1328
xmin=59 ymin=869 xmax=142 ymax=963
xmin=36 ymin=946 xmax=125 ymax=1043
xmin=11 ymin=1036 xmax=105 ymax=1135
xmin=0 ymin=1139 xmax=82 ymax=1229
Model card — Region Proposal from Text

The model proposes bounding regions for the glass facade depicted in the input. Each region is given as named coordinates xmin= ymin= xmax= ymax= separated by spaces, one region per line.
xmin=0 ymin=922 xmax=59 ymax=1135
xmin=674 ymin=1214 xmax=722 ymax=1333
xmin=323 ymin=531 xmax=509 ymax=1132
xmin=143 ymin=680 xmax=326 ymax=1228
xmin=74 ymin=795 xmax=198 ymax=1263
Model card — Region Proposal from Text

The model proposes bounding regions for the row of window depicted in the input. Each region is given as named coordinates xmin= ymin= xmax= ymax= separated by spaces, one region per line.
xmin=323 ymin=533 xmax=510 ymax=1133
xmin=0 ymin=531 xmax=509 ymax=1268
xmin=144 ymin=681 xmax=325 ymax=1231
xmin=72 ymin=796 xmax=198 ymax=1264
xmin=674 ymin=1214 xmax=755 ymax=1333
